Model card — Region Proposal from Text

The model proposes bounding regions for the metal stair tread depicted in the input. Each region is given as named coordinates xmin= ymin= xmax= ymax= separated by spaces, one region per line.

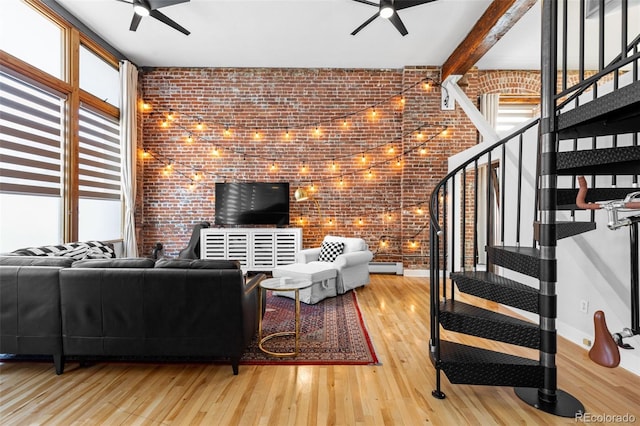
xmin=451 ymin=270 xmax=538 ymax=294
xmin=450 ymin=270 xmax=539 ymax=314
xmin=556 ymin=146 xmax=640 ymax=176
xmin=490 ymin=245 xmax=540 ymax=258
xmin=433 ymin=341 xmax=544 ymax=388
xmin=486 ymin=245 xmax=541 ymax=279
xmin=534 ymin=220 xmax=596 ymax=240
xmin=437 ymin=340 xmax=538 ymax=365
xmin=440 ymin=299 xmax=537 ymax=328
xmin=439 ymin=300 xmax=540 ymax=349
xmin=557 ymin=79 xmax=640 ymax=138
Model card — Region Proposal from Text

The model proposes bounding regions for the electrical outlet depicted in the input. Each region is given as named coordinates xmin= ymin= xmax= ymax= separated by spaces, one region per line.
xmin=580 ymin=299 xmax=589 ymax=314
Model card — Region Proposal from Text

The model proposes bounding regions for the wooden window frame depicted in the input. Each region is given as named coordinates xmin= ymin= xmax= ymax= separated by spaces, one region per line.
xmin=0 ymin=0 xmax=120 ymax=243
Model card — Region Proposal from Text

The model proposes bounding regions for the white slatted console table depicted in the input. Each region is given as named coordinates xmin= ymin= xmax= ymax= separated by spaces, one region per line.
xmin=200 ymin=228 xmax=302 ymax=272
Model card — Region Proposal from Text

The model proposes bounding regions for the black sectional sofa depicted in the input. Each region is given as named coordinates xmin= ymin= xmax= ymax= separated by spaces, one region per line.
xmin=0 ymin=256 xmax=264 ymax=375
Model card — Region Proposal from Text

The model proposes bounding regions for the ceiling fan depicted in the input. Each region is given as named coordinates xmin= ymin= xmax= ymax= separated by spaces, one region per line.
xmin=116 ymin=0 xmax=191 ymax=35
xmin=350 ymin=0 xmax=438 ymax=36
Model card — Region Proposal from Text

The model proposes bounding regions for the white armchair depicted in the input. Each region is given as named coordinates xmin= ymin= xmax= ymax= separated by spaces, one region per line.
xmin=296 ymin=235 xmax=373 ymax=294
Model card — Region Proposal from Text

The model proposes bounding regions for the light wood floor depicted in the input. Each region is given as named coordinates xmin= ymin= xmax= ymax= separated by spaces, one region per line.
xmin=1 ymin=274 xmax=638 ymax=425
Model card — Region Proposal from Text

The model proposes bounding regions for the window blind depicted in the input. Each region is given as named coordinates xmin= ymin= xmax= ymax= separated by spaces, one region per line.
xmin=78 ymin=105 xmax=121 ymax=200
xmin=0 ymin=72 xmax=64 ymax=196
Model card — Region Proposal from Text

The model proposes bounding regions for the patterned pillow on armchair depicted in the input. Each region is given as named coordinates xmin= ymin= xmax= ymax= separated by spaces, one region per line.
xmin=318 ymin=241 xmax=344 ymax=262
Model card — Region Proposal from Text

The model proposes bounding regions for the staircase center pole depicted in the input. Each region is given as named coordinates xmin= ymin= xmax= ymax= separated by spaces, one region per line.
xmin=515 ymin=0 xmax=584 ymax=417
xmin=630 ymin=219 xmax=639 ymax=334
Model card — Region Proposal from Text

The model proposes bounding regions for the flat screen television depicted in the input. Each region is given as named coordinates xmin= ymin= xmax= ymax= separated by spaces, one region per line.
xmin=215 ymin=182 xmax=290 ymax=226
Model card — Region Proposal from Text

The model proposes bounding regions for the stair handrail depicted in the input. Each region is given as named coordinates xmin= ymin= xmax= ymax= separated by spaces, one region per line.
xmin=429 ymin=118 xmax=540 ymax=236
xmin=429 ymin=118 xmax=540 ymax=366
xmin=556 ymin=30 xmax=640 ymax=110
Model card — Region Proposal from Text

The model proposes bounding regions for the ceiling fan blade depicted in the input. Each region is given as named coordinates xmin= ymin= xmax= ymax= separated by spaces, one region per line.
xmin=147 ymin=0 xmax=190 ymax=10
xmin=351 ymin=0 xmax=380 ymax=6
xmin=129 ymin=13 xmax=143 ymax=31
xmin=388 ymin=11 xmax=408 ymax=36
xmin=394 ymin=0 xmax=437 ymax=11
xmin=115 ymin=0 xmax=134 ymax=4
xmin=351 ymin=12 xmax=379 ymax=36
xmin=149 ymin=9 xmax=190 ymax=35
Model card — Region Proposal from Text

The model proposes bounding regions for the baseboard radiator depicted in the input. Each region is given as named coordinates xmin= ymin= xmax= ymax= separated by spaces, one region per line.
xmin=368 ymin=262 xmax=403 ymax=275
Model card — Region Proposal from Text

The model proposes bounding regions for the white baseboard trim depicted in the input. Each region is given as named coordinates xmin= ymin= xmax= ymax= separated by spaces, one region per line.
xmin=369 ymin=262 xmax=404 ymax=275
xmin=403 ymin=269 xmax=429 ymax=277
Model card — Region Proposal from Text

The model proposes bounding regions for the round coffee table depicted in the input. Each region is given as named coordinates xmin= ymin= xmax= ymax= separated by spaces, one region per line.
xmin=258 ymin=277 xmax=312 ymax=357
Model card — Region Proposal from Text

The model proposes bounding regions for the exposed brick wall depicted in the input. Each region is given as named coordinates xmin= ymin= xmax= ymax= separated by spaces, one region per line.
xmin=478 ymin=70 xmax=541 ymax=95
xmin=137 ymin=66 xmax=538 ymax=269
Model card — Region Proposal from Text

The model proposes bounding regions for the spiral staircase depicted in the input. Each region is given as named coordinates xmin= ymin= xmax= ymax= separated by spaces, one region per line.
xmin=428 ymin=1 xmax=640 ymax=417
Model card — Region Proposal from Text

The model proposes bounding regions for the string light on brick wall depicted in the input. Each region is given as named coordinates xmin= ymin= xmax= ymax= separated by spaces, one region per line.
xmin=406 ymin=223 xmax=428 ymax=249
xmin=143 ymin=144 xmax=434 ymax=250
xmin=143 ymin=75 xmax=444 ymax=175
xmin=145 ymin=75 xmax=439 ymax=137
xmin=141 ymin=122 xmax=447 ymax=192
xmin=140 ymin=76 xmax=444 ymax=247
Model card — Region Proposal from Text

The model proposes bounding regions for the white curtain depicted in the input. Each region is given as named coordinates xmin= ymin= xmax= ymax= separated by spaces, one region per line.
xmin=479 ymin=93 xmax=500 ymax=143
xmin=120 ymin=60 xmax=139 ymax=257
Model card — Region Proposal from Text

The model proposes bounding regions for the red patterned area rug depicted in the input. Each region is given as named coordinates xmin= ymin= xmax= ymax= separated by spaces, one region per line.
xmin=241 ymin=290 xmax=379 ymax=365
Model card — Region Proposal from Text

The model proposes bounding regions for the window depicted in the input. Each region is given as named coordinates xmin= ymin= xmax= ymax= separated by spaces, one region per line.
xmin=0 ymin=72 xmax=65 ymax=250
xmin=78 ymin=105 xmax=122 ymax=241
xmin=496 ymin=102 xmax=539 ymax=135
xmin=0 ymin=0 xmax=63 ymax=79
xmin=0 ymin=0 xmax=121 ymax=251
xmin=80 ymin=45 xmax=119 ymax=108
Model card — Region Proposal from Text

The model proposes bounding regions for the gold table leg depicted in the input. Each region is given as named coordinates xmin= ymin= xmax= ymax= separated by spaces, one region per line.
xmin=258 ymin=288 xmax=300 ymax=357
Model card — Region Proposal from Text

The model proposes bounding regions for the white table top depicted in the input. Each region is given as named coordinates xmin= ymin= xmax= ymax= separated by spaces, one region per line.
xmin=260 ymin=277 xmax=312 ymax=291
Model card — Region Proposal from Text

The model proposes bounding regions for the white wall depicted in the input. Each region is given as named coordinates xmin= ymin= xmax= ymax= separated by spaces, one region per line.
xmin=446 ymin=75 xmax=640 ymax=375
xmin=499 ymin=123 xmax=639 ymax=375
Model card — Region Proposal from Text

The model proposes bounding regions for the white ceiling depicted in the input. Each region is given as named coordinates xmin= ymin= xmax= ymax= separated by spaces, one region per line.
xmin=52 ymin=0 xmax=544 ymax=70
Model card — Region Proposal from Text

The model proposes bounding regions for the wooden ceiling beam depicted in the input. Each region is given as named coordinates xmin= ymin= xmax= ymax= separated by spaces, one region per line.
xmin=441 ymin=0 xmax=538 ymax=81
